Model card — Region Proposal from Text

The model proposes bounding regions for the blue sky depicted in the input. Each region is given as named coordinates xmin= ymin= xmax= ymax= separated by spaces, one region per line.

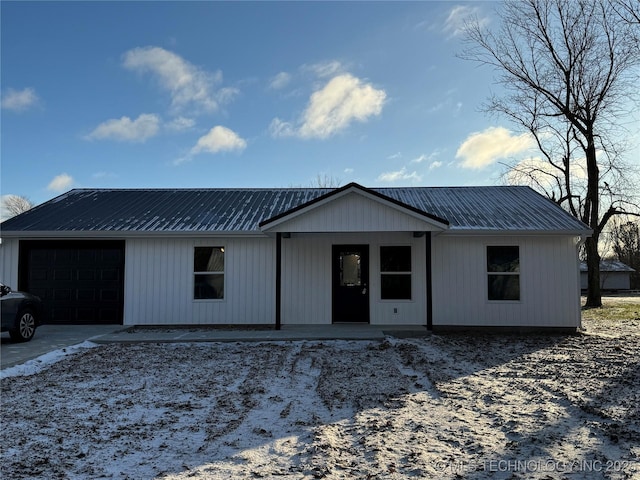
xmin=4 ymin=1 xmax=631 ymax=213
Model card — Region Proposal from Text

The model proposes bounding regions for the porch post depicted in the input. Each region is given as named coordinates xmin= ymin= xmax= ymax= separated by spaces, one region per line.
xmin=275 ymin=232 xmax=282 ymax=330
xmin=426 ymin=232 xmax=433 ymax=330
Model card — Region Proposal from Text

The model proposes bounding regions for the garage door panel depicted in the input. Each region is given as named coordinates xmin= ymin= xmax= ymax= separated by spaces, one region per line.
xmin=32 ymin=269 xmax=49 ymax=281
xmin=54 ymin=269 xmax=73 ymax=281
xmin=78 ymin=270 xmax=96 ymax=281
xmin=77 ymin=289 xmax=96 ymax=301
xmin=19 ymin=240 xmax=124 ymax=325
xmin=53 ymin=289 xmax=71 ymax=300
xmin=101 ymin=269 xmax=119 ymax=281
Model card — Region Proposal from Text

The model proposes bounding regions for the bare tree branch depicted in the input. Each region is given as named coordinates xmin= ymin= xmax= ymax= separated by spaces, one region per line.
xmin=460 ymin=0 xmax=640 ymax=306
xmin=1 ymin=195 xmax=34 ymax=219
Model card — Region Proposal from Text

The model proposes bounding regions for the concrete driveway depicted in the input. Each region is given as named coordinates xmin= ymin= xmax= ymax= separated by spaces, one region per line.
xmin=1 ymin=324 xmax=123 ymax=369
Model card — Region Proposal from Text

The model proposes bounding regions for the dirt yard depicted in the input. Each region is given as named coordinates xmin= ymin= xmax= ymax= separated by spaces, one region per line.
xmin=1 ymin=304 xmax=639 ymax=479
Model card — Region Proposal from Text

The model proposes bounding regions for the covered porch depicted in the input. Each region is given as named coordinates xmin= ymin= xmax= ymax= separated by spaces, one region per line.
xmin=259 ymin=183 xmax=449 ymax=329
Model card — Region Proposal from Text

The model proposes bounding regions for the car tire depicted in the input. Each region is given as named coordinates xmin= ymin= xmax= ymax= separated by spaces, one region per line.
xmin=9 ymin=309 xmax=36 ymax=342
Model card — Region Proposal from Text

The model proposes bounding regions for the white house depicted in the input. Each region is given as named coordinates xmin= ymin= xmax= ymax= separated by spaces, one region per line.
xmin=0 ymin=183 xmax=591 ymax=332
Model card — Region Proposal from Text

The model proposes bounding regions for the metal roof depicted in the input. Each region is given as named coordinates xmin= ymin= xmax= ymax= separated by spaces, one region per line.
xmin=0 ymin=185 xmax=590 ymax=235
xmin=580 ymin=260 xmax=635 ymax=273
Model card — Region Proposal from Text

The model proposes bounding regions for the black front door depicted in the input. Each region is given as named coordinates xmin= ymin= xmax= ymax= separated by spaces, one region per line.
xmin=332 ymin=245 xmax=369 ymax=323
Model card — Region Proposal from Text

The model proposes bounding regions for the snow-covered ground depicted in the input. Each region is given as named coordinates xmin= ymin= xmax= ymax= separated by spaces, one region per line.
xmin=1 ymin=317 xmax=639 ymax=479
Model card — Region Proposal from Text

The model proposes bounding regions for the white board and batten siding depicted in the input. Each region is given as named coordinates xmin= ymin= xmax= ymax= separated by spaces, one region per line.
xmin=264 ymin=192 xmax=444 ymax=233
xmin=126 ymin=232 xmax=427 ymax=326
xmin=431 ymin=235 xmax=581 ymax=328
xmin=281 ymin=232 xmax=427 ymax=325
xmin=124 ymin=237 xmax=275 ymax=325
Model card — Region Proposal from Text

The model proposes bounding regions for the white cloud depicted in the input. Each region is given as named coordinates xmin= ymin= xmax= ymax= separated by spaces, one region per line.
xmin=344 ymin=168 xmax=354 ymax=174
xmin=269 ymin=118 xmax=295 ymax=138
xmin=47 ymin=173 xmax=74 ymax=192
xmin=191 ymin=126 xmax=247 ymax=155
xmin=302 ymin=60 xmax=344 ymax=78
xmin=216 ymin=86 xmax=240 ymax=104
xmin=412 ymin=150 xmax=444 ymax=167
xmin=86 ymin=114 xmax=160 ymax=142
xmin=165 ymin=116 xmax=195 ymax=132
xmin=388 ymin=152 xmax=402 ymax=160
xmin=298 ymin=74 xmax=386 ymax=139
xmin=456 ymin=126 xmax=535 ymax=169
xmin=377 ymin=167 xmax=422 ymax=183
xmin=122 ymin=46 xmax=231 ymax=113
xmin=1 ymin=87 xmax=39 ymax=112
xmin=268 ymin=72 xmax=291 ymax=90
xmin=444 ymin=5 xmax=489 ymax=38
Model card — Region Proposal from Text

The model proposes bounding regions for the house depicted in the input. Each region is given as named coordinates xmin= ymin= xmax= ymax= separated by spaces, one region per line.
xmin=0 ymin=183 xmax=591 ymax=332
xmin=580 ymin=260 xmax=635 ymax=291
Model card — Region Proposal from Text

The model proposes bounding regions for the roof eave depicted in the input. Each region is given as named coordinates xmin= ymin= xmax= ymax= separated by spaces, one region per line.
xmin=441 ymin=228 xmax=593 ymax=236
xmin=0 ymin=230 xmax=267 ymax=239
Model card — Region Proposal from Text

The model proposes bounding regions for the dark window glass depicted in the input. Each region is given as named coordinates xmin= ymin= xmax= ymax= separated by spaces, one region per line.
xmin=381 ymin=274 xmax=411 ymax=300
xmin=487 ymin=246 xmax=519 ymax=272
xmin=194 ymin=247 xmax=224 ymax=272
xmin=380 ymin=246 xmax=411 ymax=299
xmin=487 ymin=246 xmax=520 ymax=301
xmin=194 ymin=247 xmax=224 ymax=299
xmin=381 ymin=246 xmax=411 ymax=272
xmin=194 ymin=274 xmax=224 ymax=300
xmin=488 ymin=275 xmax=520 ymax=301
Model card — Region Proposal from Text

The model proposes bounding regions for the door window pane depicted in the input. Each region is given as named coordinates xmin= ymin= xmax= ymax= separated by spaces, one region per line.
xmin=340 ymin=253 xmax=361 ymax=286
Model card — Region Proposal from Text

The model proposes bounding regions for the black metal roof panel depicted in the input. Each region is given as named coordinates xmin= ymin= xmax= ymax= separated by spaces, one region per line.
xmin=0 ymin=185 xmax=590 ymax=234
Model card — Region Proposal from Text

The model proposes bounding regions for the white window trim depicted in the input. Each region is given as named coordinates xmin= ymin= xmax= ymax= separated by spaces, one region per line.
xmin=380 ymin=245 xmax=413 ymax=302
xmin=193 ymin=245 xmax=226 ymax=302
xmin=486 ymin=244 xmax=521 ymax=303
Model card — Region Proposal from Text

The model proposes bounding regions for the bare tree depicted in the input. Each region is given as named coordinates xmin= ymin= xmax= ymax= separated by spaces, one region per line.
xmin=461 ymin=0 xmax=640 ymax=306
xmin=1 ymin=195 xmax=34 ymax=219
xmin=610 ymin=219 xmax=640 ymax=289
xmin=613 ymin=0 xmax=640 ymax=25
xmin=310 ymin=174 xmax=342 ymax=189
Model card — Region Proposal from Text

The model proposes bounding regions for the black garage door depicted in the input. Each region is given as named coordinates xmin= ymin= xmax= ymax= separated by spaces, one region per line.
xmin=19 ymin=240 xmax=125 ymax=325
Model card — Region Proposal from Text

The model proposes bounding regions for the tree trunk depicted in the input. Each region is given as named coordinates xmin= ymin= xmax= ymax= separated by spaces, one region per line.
xmin=584 ymin=136 xmax=602 ymax=307
xmin=585 ymin=236 xmax=602 ymax=307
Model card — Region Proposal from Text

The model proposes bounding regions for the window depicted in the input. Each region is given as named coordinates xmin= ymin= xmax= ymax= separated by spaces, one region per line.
xmin=380 ymin=246 xmax=411 ymax=300
xmin=339 ymin=252 xmax=362 ymax=286
xmin=487 ymin=246 xmax=520 ymax=301
xmin=194 ymin=247 xmax=224 ymax=300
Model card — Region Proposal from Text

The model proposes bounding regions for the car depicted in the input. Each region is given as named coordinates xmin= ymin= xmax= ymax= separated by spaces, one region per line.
xmin=1 ymin=283 xmax=43 ymax=342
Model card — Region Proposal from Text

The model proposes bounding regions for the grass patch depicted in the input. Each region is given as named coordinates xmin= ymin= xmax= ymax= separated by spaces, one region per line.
xmin=581 ymin=298 xmax=640 ymax=322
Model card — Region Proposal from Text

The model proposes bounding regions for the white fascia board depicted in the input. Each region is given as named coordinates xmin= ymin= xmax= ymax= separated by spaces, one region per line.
xmin=440 ymin=228 xmax=593 ymax=237
xmin=0 ymin=230 xmax=268 ymax=240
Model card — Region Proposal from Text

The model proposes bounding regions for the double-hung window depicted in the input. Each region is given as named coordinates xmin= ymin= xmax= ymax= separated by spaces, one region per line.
xmin=380 ymin=246 xmax=412 ymax=300
xmin=194 ymin=247 xmax=225 ymax=300
xmin=487 ymin=246 xmax=520 ymax=301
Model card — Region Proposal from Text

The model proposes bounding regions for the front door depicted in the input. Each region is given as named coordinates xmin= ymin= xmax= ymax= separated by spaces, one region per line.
xmin=332 ymin=245 xmax=369 ymax=323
